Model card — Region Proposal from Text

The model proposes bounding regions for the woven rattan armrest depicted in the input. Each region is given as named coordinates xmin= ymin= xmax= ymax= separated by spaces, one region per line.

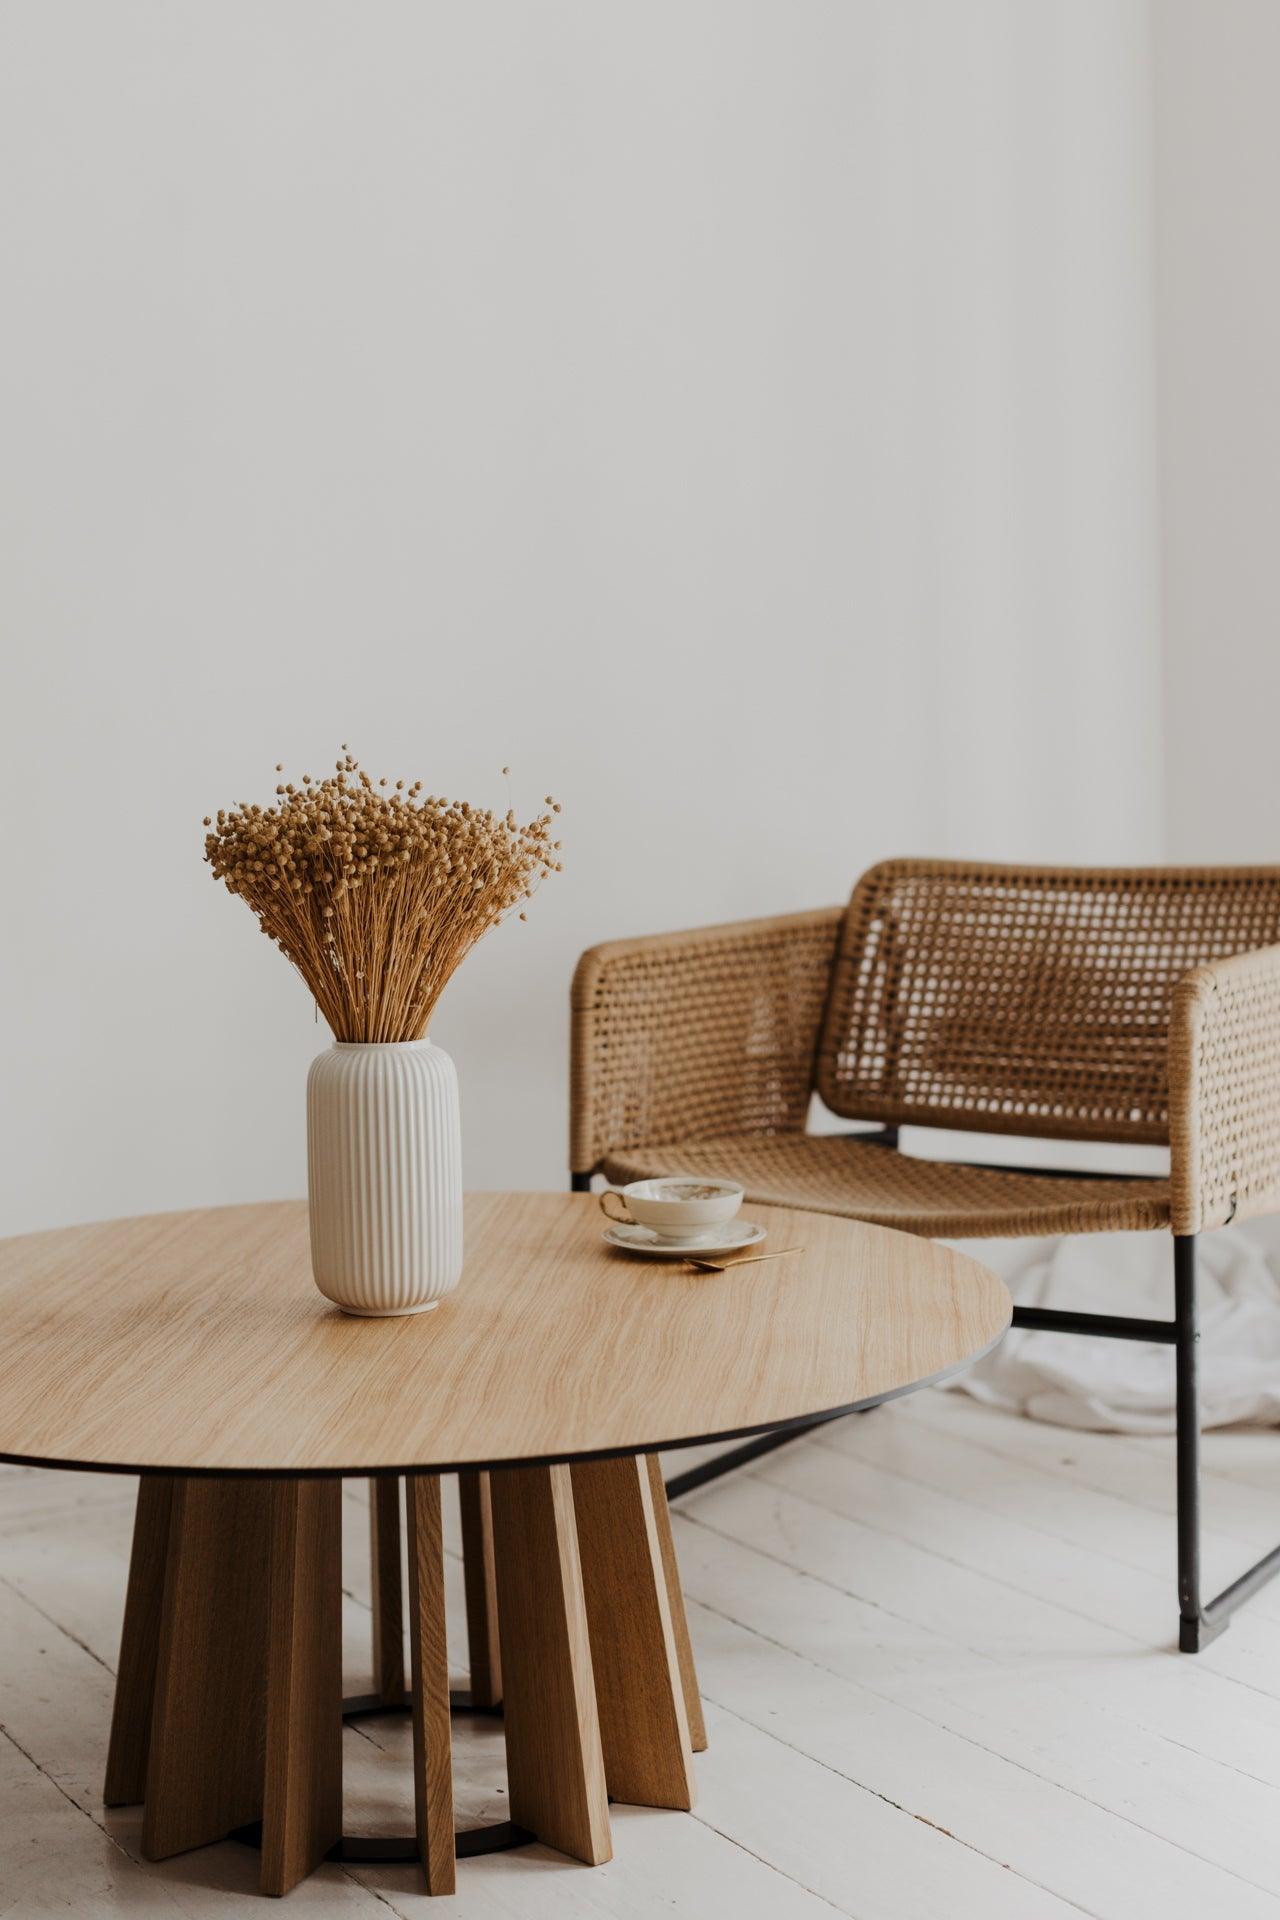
xmin=570 ymin=907 xmax=842 ymax=1178
xmin=1171 ymin=943 xmax=1280 ymax=1234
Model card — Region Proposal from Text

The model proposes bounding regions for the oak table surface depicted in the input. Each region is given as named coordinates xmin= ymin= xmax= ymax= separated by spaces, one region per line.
xmin=0 ymin=1193 xmax=1010 ymax=1477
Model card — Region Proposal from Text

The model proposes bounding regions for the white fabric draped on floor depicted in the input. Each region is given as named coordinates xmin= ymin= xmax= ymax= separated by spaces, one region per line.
xmin=949 ymin=1228 xmax=1280 ymax=1433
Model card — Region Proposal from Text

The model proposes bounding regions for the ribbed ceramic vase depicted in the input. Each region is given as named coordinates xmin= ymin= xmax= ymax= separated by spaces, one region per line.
xmin=306 ymin=1039 xmax=463 ymax=1316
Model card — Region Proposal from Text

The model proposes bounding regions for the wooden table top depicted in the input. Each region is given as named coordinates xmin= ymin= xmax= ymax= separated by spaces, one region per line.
xmin=0 ymin=1194 xmax=1010 ymax=1476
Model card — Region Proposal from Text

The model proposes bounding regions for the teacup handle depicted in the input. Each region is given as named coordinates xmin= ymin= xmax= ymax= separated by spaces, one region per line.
xmin=599 ymin=1190 xmax=634 ymax=1225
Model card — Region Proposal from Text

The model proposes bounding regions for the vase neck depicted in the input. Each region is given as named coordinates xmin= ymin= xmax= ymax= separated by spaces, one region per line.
xmin=333 ymin=1037 xmax=433 ymax=1050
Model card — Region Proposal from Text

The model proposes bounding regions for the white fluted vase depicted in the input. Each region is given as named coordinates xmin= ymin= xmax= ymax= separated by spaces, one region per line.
xmin=306 ymin=1039 xmax=463 ymax=1316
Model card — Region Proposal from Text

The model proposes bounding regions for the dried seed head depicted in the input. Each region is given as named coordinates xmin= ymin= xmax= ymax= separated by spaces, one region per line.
xmin=202 ymin=751 xmax=563 ymax=1043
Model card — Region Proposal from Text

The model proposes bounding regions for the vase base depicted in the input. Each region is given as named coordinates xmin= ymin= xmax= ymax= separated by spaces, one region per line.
xmin=334 ymin=1298 xmax=443 ymax=1319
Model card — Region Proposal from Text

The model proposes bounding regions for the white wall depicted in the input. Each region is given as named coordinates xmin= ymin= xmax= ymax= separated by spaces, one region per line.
xmin=0 ymin=2 xmax=1162 ymax=1234
xmin=1153 ymin=0 xmax=1280 ymax=863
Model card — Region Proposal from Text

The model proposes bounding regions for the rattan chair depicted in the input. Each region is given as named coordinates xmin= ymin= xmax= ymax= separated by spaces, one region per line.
xmin=570 ymin=861 xmax=1280 ymax=1652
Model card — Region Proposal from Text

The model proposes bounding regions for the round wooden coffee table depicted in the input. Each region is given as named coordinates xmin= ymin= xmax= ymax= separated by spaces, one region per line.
xmin=0 ymin=1193 xmax=1009 ymax=1897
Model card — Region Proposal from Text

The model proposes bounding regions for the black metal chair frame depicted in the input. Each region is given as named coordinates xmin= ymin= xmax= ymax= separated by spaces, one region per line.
xmin=576 ymin=1129 xmax=1280 ymax=1653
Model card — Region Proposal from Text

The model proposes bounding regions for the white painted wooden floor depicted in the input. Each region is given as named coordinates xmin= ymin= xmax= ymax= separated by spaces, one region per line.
xmin=3 ymin=1390 xmax=1280 ymax=1918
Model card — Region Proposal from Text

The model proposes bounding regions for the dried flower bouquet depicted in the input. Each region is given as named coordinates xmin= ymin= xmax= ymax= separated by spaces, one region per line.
xmin=203 ymin=749 xmax=562 ymax=1044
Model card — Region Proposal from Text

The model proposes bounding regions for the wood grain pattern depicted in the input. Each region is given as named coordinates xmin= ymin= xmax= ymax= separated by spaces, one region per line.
xmin=489 ymin=1465 xmax=611 ymax=1865
xmin=141 ymin=1478 xmax=272 ymax=1861
xmin=406 ymin=1475 xmax=455 ymax=1895
xmin=572 ymin=1456 xmax=696 ymax=1809
xmin=458 ymin=1470 xmax=501 ymax=1707
xmin=644 ymin=1453 xmax=707 ymax=1752
xmin=260 ymin=1478 xmax=343 ymax=1896
xmin=104 ymin=1476 xmax=174 ymax=1806
xmin=0 ymin=1197 xmax=1009 ymax=1475
xmin=369 ymin=1476 xmax=405 ymax=1705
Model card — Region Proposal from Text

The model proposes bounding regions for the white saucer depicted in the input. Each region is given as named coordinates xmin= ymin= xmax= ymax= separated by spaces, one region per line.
xmin=602 ymin=1219 xmax=767 ymax=1259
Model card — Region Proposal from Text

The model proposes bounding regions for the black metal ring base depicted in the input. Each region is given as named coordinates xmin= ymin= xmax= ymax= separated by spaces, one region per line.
xmin=227 ymin=1691 xmax=523 ymax=1864
xmin=229 ymin=1818 xmax=533 ymax=1865
xmin=342 ymin=1689 xmax=503 ymax=1720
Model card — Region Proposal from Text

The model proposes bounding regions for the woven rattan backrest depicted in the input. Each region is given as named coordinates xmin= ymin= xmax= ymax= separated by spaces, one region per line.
xmin=571 ymin=908 xmax=842 ymax=1173
xmin=816 ymin=861 xmax=1280 ymax=1145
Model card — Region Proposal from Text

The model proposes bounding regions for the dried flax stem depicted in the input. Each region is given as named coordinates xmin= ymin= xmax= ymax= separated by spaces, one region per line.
xmin=203 ymin=750 xmax=562 ymax=1042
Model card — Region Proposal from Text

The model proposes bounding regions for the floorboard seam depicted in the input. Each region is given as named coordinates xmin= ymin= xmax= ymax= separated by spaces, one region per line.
xmin=682 ymin=1482 xmax=1280 ymax=1760
xmin=751 ymin=1446 xmax=1280 ymax=1670
xmin=687 ymin=1802 xmax=854 ymax=1918
xmin=680 ymin=1555 xmax=1280 ymax=1902
xmin=809 ymin=1419 xmax=1280 ymax=1612
xmin=739 ymin=1461 xmax=1182 ymax=1646
xmin=675 ymin=1506 xmax=987 ymax=1655
xmin=0 ymin=1566 xmax=118 ymax=1676
xmin=698 ymin=1699 xmax=1103 ymax=1920
xmin=0 ymin=1719 xmax=136 ymax=1866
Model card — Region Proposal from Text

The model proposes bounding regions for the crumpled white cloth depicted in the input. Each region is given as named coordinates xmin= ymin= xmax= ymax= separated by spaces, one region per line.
xmin=945 ymin=1227 xmax=1280 ymax=1433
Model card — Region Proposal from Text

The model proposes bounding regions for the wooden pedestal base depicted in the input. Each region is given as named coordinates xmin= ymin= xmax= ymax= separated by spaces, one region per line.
xmin=105 ymin=1458 xmax=705 ymax=1897
xmin=105 ymin=1476 xmax=348 ymax=1896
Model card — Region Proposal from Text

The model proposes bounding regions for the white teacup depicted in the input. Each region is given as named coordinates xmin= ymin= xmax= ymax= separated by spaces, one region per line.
xmin=599 ymin=1176 xmax=744 ymax=1243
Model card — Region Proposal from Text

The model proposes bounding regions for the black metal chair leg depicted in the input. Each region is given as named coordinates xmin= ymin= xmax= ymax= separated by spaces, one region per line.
xmin=1174 ymin=1231 xmax=1280 ymax=1652
xmin=1174 ymin=1234 xmax=1211 ymax=1651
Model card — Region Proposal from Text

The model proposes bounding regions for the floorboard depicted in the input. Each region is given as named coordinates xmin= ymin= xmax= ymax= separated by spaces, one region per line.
xmin=1 ymin=1399 xmax=1277 ymax=1917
